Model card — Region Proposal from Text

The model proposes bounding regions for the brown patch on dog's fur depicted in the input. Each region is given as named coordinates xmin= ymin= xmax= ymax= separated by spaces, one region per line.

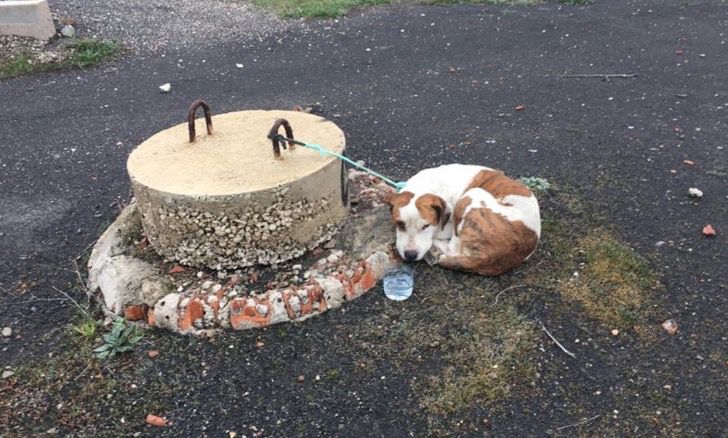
xmin=451 ymin=195 xmax=472 ymax=237
xmin=440 ymin=199 xmax=538 ymax=276
xmin=415 ymin=194 xmax=447 ymax=227
xmin=467 ymin=170 xmax=532 ymax=199
xmin=386 ymin=191 xmax=414 ymax=223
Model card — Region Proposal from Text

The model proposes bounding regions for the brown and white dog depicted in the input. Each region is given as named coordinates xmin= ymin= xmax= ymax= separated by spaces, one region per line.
xmin=386 ymin=164 xmax=540 ymax=276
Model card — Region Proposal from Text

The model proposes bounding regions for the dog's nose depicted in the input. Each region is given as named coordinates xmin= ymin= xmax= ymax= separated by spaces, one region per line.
xmin=403 ymin=250 xmax=418 ymax=261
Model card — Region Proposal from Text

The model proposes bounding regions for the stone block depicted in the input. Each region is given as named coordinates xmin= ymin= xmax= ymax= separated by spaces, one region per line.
xmin=0 ymin=0 xmax=56 ymax=40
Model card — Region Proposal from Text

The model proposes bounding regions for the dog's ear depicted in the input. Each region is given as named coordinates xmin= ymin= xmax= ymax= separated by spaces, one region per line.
xmin=385 ymin=191 xmax=414 ymax=213
xmin=383 ymin=191 xmax=395 ymax=212
xmin=415 ymin=194 xmax=447 ymax=228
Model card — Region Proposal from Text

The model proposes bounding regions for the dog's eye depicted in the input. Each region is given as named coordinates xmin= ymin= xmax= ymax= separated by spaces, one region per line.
xmin=396 ymin=221 xmax=406 ymax=231
xmin=421 ymin=224 xmax=430 ymax=231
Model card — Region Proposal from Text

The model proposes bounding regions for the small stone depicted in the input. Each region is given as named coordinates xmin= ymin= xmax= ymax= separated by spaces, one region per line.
xmin=611 ymin=329 xmax=619 ymax=336
xmin=2 ymin=327 xmax=12 ymax=337
xmin=703 ymin=224 xmax=717 ymax=236
xmin=297 ymin=375 xmax=305 ymax=383
xmin=688 ymin=187 xmax=703 ymax=198
xmin=148 ymin=350 xmax=159 ymax=358
xmin=1 ymin=370 xmax=14 ymax=379
xmin=159 ymin=83 xmax=171 ymax=93
xmin=60 ymin=25 xmax=75 ymax=38
xmin=662 ymin=319 xmax=678 ymax=335
xmin=255 ymin=340 xmax=265 ymax=348
xmin=323 ymin=239 xmax=336 ymax=249
xmin=146 ymin=414 xmax=168 ymax=427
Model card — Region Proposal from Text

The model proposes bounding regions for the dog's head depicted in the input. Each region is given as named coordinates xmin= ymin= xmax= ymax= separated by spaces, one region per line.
xmin=386 ymin=191 xmax=451 ymax=261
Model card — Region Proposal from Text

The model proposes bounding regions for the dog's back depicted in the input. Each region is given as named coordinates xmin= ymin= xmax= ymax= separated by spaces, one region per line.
xmin=439 ymin=186 xmax=540 ymax=276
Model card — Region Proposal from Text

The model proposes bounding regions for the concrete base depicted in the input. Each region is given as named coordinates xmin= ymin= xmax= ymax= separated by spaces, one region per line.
xmin=127 ymin=109 xmax=349 ymax=269
xmin=88 ymin=170 xmax=399 ymax=335
xmin=0 ymin=0 xmax=56 ymax=40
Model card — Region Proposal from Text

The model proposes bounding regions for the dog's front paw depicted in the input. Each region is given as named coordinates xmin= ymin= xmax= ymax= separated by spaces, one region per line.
xmin=424 ymin=247 xmax=442 ymax=266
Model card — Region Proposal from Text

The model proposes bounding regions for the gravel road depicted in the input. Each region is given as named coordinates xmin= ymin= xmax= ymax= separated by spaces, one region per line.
xmin=48 ymin=0 xmax=294 ymax=52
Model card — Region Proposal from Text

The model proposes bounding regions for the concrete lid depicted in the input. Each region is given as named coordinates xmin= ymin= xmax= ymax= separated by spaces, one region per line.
xmin=127 ymin=110 xmax=345 ymax=196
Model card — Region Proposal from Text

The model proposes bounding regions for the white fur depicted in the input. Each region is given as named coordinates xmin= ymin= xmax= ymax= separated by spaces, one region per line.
xmin=456 ymin=189 xmax=541 ymax=238
xmin=402 ymin=164 xmax=494 ymax=206
xmin=393 ymin=165 xmax=540 ymax=262
xmin=443 ymin=188 xmax=540 ymax=260
xmin=394 ymin=164 xmax=492 ymax=260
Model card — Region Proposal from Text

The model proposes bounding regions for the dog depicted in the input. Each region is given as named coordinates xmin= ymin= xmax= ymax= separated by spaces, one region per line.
xmin=386 ymin=164 xmax=540 ymax=275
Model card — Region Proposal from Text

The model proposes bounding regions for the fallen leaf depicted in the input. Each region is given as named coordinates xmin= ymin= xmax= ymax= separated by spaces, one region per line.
xmin=703 ymin=224 xmax=716 ymax=236
xmin=148 ymin=350 xmax=159 ymax=358
xmin=515 ymin=104 xmax=525 ymax=111
xmin=611 ymin=329 xmax=619 ymax=336
xmin=146 ymin=414 xmax=168 ymax=427
xmin=255 ymin=341 xmax=265 ymax=348
xmin=683 ymin=159 xmax=695 ymax=166
xmin=661 ymin=319 xmax=678 ymax=335
xmin=168 ymin=265 xmax=185 ymax=274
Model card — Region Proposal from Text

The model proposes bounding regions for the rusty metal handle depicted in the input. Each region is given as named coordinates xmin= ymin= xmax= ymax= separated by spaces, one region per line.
xmin=187 ymin=99 xmax=213 ymax=143
xmin=268 ymin=119 xmax=296 ymax=160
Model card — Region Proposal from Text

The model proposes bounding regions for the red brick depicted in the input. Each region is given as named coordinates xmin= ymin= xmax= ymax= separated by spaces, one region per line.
xmin=178 ymin=299 xmax=204 ymax=332
xmin=124 ymin=304 xmax=148 ymax=321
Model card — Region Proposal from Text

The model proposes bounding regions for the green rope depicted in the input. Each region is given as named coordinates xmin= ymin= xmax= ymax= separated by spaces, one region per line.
xmin=302 ymin=143 xmax=406 ymax=191
xmin=272 ymin=133 xmax=406 ymax=191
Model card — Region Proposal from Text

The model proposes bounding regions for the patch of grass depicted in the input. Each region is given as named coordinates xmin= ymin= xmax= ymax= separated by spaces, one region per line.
xmin=252 ymin=0 xmax=541 ymax=18
xmin=252 ymin=0 xmax=390 ymax=18
xmin=519 ymin=176 xmax=552 ymax=192
xmin=72 ymin=318 xmax=98 ymax=340
xmin=559 ymin=229 xmax=660 ymax=329
xmin=69 ymin=39 xmax=119 ymax=68
xmin=0 ymin=39 xmax=119 ymax=80
xmin=420 ymin=307 xmax=537 ymax=415
xmin=0 ymin=54 xmax=48 ymax=79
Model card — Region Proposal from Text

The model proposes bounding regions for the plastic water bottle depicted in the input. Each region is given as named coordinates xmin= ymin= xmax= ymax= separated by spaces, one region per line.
xmin=383 ymin=266 xmax=414 ymax=301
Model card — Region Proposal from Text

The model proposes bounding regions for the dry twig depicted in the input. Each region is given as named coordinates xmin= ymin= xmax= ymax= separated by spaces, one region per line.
xmin=539 ymin=320 xmax=576 ymax=358
xmin=556 ymin=414 xmax=601 ymax=431
xmin=558 ymin=73 xmax=638 ymax=79
xmin=491 ymin=284 xmax=526 ymax=306
xmin=52 ymin=286 xmax=91 ymax=318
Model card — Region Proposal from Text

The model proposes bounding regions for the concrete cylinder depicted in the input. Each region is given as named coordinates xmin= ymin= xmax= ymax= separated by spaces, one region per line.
xmin=127 ymin=104 xmax=349 ymax=269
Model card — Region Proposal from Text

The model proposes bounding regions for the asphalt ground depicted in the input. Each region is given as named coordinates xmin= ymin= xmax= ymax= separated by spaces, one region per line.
xmin=1 ymin=0 xmax=726 ymax=436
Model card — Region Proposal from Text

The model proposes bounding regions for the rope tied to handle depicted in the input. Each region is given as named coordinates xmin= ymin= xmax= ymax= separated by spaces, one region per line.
xmin=267 ymin=119 xmax=406 ymax=191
